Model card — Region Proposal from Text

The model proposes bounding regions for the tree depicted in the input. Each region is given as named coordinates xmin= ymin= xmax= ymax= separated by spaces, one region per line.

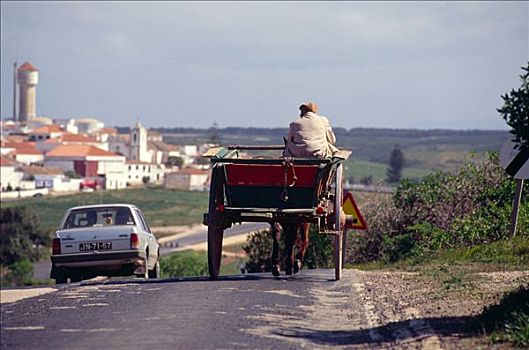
xmin=166 ymin=156 xmax=185 ymax=168
xmin=387 ymin=145 xmax=405 ymax=183
xmin=208 ymin=122 xmax=221 ymax=145
xmin=360 ymin=175 xmax=373 ymax=186
xmin=0 ymin=207 xmax=51 ymax=265
xmin=498 ymin=62 xmax=529 ymax=149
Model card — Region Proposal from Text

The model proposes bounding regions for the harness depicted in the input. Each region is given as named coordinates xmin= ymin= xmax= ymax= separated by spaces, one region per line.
xmin=281 ymin=157 xmax=298 ymax=202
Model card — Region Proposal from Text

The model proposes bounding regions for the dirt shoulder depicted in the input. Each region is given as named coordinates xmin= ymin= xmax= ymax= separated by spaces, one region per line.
xmin=356 ymin=265 xmax=529 ymax=349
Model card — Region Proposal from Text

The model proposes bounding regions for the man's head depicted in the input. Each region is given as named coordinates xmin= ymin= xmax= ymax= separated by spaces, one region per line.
xmin=299 ymin=102 xmax=318 ymax=116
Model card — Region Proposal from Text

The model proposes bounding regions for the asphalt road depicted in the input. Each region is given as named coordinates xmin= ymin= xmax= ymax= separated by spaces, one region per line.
xmin=5 ymin=268 xmax=522 ymax=349
xmin=1 ymin=270 xmax=377 ymax=350
xmin=33 ymin=223 xmax=269 ymax=281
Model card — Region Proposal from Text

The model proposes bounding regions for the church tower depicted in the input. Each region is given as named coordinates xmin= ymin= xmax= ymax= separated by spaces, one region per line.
xmin=130 ymin=120 xmax=150 ymax=162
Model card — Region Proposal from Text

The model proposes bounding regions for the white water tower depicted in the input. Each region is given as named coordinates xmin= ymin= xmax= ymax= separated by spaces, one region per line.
xmin=17 ymin=61 xmax=39 ymax=122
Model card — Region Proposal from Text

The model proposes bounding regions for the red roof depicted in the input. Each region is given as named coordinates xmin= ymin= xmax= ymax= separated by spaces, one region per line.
xmin=176 ymin=168 xmax=209 ymax=175
xmin=2 ymin=135 xmax=27 ymax=143
xmin=46 ymin=145 xmax=118 ymax=158
xmin=60 ymin=133 xmax=97 ymax=143
xmin=18 ymin=62 xmax=39 ymax=72
xmin=3 ymin=141 xmax=36 ymax=148
xmin=97 ymin=127 xmax=118 ymax=135
xmin=0 ymin=155 xmax=18 ymax=167
xmin=31 ymin=125 xmax=63 ymax=135
xmin=21 ymin=165 xmax=64 ymax=176
xmin=2 ymin=142 xmax=41 ymax=155
xmin=15 ymin=147 xmax=43 ymax=155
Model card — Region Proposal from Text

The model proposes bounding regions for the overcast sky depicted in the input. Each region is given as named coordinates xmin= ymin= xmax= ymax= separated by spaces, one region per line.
xmin=1 ymin=1 xmax=528 ymax=130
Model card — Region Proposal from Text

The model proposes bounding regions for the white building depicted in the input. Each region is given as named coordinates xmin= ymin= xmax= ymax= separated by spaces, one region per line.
xmin=75 ymin=118 xmax=104 ymax=133
xmin=21 ymin=165 xmax=82 ymax=192
xmin=44 ymin=144 xmax=127 ymax=189
xmin=165 ymin=167 xmax=209 ymax=191
xmin=129 ymin=121 xmax=151 ymax=162
xmin=28 ymin=124 xmax=64 ymax=141
xmin=126 ymin=161 xmax=165 ymax=185
xmin=0 ymin=156 xmax=23 ymax=191
xmin=109 ymin=121 xmax=164 ymax=164
xmin=2 ymin=142 xmax=44 ymax=165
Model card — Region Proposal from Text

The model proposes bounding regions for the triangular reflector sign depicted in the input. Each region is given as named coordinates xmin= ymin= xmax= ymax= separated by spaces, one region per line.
xmin=342 ymin=192 xmax=367 ymax=230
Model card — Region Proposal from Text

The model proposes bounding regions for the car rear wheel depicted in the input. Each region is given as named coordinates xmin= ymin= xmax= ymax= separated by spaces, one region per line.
xmin=148 ymin=260 xmax=160 ymax=279
xmin=51 ymin=265 xmax=67 ymax=284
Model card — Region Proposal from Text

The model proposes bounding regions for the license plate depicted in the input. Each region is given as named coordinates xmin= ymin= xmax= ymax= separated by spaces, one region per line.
xmin=79 ymin=241 xmax=112 ymax=251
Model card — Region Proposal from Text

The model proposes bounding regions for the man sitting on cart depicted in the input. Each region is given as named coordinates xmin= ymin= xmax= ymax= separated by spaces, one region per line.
xmin=284 ymin=101 xmax=354 ymax=228
xmin=284 ymin=102 xmax=339 ymax=159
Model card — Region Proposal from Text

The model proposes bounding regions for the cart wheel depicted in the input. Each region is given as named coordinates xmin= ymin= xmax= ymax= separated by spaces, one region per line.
xmin=207 ymin=165 xmax=226 ymax=279
xmin=208 ymin=226 xmax=224 ymax=279
xmin=333 ymin=233 xmax=343 ymax=281
xmin=333 ymin=164 xmax=343 ymax=281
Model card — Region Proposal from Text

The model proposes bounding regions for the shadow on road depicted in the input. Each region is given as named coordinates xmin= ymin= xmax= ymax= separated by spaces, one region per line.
xmin=82 ymin=271 xmax=337 ymax=286
xmin=269 ymin=315 xmax=479 ymax=346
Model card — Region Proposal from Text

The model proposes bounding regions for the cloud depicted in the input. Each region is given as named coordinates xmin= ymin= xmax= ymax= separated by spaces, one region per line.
xmin=0 ymin=2 xmax=526 ymax=129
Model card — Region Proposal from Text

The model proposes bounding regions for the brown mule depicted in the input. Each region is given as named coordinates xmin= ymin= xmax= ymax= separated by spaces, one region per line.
xmin=271 ymin=222 xmax=310 ymax=276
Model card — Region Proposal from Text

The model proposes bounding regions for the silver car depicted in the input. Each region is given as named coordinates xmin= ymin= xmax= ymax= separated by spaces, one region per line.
xmin=50 ymin=204 xmax=160 ymax=284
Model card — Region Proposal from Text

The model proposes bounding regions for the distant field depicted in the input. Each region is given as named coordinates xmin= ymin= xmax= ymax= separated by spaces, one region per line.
xmin=2 ymin=187 xmax=208 ymax=230
xmin=159 ymin=127 xmax=507 ymax=182
xmin=344 ymin=159 xmax=432 ymax=183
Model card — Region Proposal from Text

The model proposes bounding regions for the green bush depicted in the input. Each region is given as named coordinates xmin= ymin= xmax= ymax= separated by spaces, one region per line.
xmin=64 ymin=170 xmax=80 ymax=179
xmin=451 ymin=202 xmax=528 ymax=246
xmin=243 ymin=229 xmax=277 ymax=273
xmin=303 ymin=227 xmax=333 ymax=269
xmin=381 ymin=234 xmax=420 ymax=263
xmin=2 ymin=258 xmax=34 ymax=286
xmin=347 ymin=152 xmax=529 ymax=264
xmin=160 ymin=250 xmax=208 ymax=278
xmin=406 ymin=222 xmax=451 ymax=252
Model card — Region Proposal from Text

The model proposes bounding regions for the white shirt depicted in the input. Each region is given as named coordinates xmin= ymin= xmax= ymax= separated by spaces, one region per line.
xmin=284 ymin=112 xmax=339 ymax=159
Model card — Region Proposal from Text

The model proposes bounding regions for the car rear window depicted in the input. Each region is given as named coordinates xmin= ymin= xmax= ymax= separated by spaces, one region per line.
xmin=63 ymin=207 xmax=136 ymax=229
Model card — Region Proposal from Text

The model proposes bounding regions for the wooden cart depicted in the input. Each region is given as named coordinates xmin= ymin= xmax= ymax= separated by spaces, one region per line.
xmin=203 ymin=145 xmax=351 ymax=280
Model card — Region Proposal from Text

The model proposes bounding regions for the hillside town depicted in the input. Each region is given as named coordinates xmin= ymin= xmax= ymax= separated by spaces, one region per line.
xmin=1 ymin=62 xmax=211 ymax=200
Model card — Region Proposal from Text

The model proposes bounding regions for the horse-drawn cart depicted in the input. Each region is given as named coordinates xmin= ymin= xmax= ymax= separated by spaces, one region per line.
xmin=203 ymin=145 xmax=351 ymax=280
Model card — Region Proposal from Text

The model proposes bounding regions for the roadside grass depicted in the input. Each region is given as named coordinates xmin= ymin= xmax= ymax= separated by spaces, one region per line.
xmin=350 ymin=237 xmax=529 ymax=272
xmin=2 ymin=187 xmax=208 ymax=230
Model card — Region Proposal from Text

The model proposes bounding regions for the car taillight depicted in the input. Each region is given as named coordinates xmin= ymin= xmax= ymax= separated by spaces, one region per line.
xmin=52 ymin=238 xmax=61 ymax=255
xmin=130 ymin=233 xmax=140 ymax=249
